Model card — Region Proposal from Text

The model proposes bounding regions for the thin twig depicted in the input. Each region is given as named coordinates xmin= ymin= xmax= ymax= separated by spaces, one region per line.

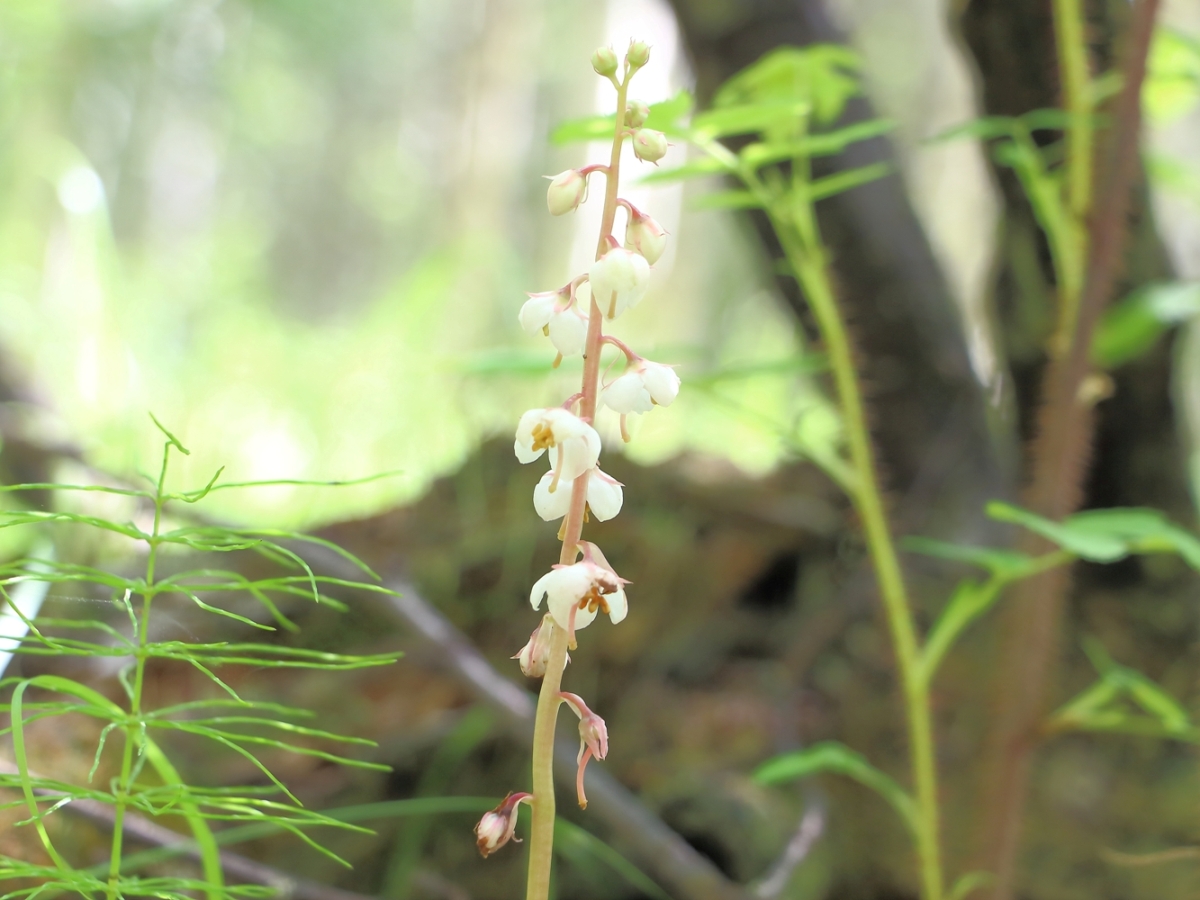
xmin=752 ymin=804 xmax=826 ymax=899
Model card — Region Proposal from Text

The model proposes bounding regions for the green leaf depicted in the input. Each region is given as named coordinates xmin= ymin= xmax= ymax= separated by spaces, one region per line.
xmin=901 ymin=536 xmax=1034 ymax=578
xmin=691 ymin=101 xmax=811 ymax=139
xmin=927 ymin=116 xmax=1020 ymax=144
xmin=753 ymin=741 xmax=918 ymax=835
xmin=1092 ymin=282 xmax=1200 ymax=368
xmin=638 ymin=156 xmax=732 ymax=185
xmin=551 ymin=91 xmax=694 ymax=145
xmin=920 ymin=579 xmax=1004 ymax=684
xmin=714 ymin=45 xmax=862 ymax=125
xmin=554 ymin=819 xmax=672 ymax=900
xmin=985 ymin=502 xmax=1129 ymax=561
xmin=948 ymin=872 xmax=995 ymax=900
xmin=690 ymin=190 xmax=764 ymax=211
xmin=741 ymin=118 xmax=896 ymax=168
xmin=809 ymin=162 xmax=893 ymax=201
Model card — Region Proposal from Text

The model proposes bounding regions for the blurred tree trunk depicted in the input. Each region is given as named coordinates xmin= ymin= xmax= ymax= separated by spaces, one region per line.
xmin=665 ymin=0 xmax=1017 ymax=547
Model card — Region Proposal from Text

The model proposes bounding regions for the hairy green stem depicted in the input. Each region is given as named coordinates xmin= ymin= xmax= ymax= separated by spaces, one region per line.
xmin=525 ymin=63 xmax=631 ymax=900
xmin=770 ymin=151 xmax=943 ymax=899
xmin=1049 ymin=0 xmax=1093 ymax=353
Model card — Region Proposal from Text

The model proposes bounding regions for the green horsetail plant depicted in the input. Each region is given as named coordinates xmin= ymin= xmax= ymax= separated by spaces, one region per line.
xmin=0 ymin=416 xmax=400 ymax=900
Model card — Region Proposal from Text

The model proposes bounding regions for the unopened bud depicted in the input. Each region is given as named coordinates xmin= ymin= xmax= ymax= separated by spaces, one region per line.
xmin=624 ymin=211 xmax=668 ymax=265
xmin=632 ymin=128 xmax=668 ymax=164
xmin=591 ymin=46 xmax=619 ymax=77
xmin=626 ymin=40 xmax=651 ymax=69
xmin=546 ymin=169 xmax=587 ymax=216
xmin=624 ymin=101 xmax=650 ymax=128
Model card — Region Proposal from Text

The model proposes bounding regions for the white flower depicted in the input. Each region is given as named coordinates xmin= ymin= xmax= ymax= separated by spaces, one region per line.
xmin=514 ymin=408 xmax=601 ymax=483
xmin=529 ymin=559 xmax=628 ymax=636
xmin=519 ymin=288 xmax=588 ymax=358
xmin=548 ymin=304 xmax=587 ymax=357
xmin=624 ymin=212 xmax=668 ymax=265
xmin=546 ymin=169 xmax=587 ymax=215
xmin=601 ymin=361 xmax=680 ymax=414
xmin=533 ymin=467 xmax=623 ymax=522
xmin=474 ymin=792 xmax=532 ymax=857
xmin=588 ymin=248 xmax=650 ymax=320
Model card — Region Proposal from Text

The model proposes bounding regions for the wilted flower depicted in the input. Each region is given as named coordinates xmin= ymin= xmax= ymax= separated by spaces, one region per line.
xmin=474 ymin=791 xmax=533 ymax=857
xmin=513 ymin=613 xmax=568 ymax=678
xmin=533 ymin=466 xmax=623 ymax=522
xmin=601 ymin=361 xmax=680 ymax=414
xmin=588 ymin=247 xmax=651 ymax=320
xmin=559 ymin=692 xmax=608 ymax=809
xmin=514 ymin=408 xmax=601 ymax=483
xmin=632 ymin=128 xmax=668 ymax=164
xmin=529 ymin=553 xmax=628 ymax=640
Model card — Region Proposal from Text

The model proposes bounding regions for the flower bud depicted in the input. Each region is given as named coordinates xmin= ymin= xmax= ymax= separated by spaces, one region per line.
xmin=624 ymin=100 xmax=650 ymax=128
xmin=632 ymin=129 xmax=668 ymax=164
xmin=546 ymin=169 xmax=587 ymax=216
xmin=591 ymin=46 xmax=618 ymax=77
xmin=624 ymin=212 xmax=667 ymax=265
xmin=626 ymin=40 xmax=651 ymax=69
xmin=474 ymin=792 xmax=532 ymax=858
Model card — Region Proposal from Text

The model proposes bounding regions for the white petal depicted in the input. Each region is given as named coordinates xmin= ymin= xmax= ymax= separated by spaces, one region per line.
xmin=518 ymin=294 xmax=556 ymax=336
xmin=586 ymin=471 xmax=623 ymax=521
xmin=559 ymin=426 xmax=601 ymax=482
xmin=533 ymin=470 xmax=573 ymax=521
xmin=544 ymin=407 xmax=588 ymax=442
xmin=515 ymin=439 xmax=543 ymax=464
xmin=588 ymin=249 xmax=651 ymax=320
xmin=548 ymin=308 xmax=587 ymax=356
xmin=529 ymin=571 xmax=554 ymax=611
xmin=549 ymin=591 xmax=598 ymax=632
xmin=606 ymin=588 xmax=628 ymax=625
xmin=602 ymin=372 xmax=652 ymax=414
xmin=641 ymin=363 xmax=680 ymax=406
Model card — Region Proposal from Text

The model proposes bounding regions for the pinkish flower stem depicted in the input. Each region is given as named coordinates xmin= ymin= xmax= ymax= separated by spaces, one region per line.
xmin=525 ymin=57 xmax=631 ymax=900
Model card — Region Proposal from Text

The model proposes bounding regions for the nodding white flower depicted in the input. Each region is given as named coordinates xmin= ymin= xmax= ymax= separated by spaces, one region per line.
xmin=624 ymin=211 xmax=668 ymax=265
xmin=529 ymin=555 xmax=628 ymax=640
xmin=601 ymin=360 xmax=680 ymax=415
xmin=559 ymin=692 xmax=608 ymax=809
xmin=513 ymin=613 xmax=568 ymax=678
xmin=518 ymin=288 xmax=589 ymax=359
xmin=514 ymin=408 xmax=601 ymax=483
xmin=474 ymin=791 xmax=532 ymax=857
xmin=533 ymin=466 xmax=623 ymax=522
xmin=546 ymin=169 xmax=587 ymax=216
xmin=588 ymin=248 xmax=650 ymax=320
xmin=632 ymin=128 xmax=668 ymax=164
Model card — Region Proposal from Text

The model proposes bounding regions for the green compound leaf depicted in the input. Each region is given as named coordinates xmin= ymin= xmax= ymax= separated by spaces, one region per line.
xmin=1052 ymin=640 xmax=1198 ymax=741
xmin=690 ymin=189 xmax=764 ymax=211
xmin=1092 ymin=281 xmax=1200 ymax=369
xmin=691 ymin=101 xmax=811 ymax=140
xmin=638 ymin=156 xmax=732 ymax=185
xmin=753 ymin=741 xmax=918 ymax=836
xmin=985 ymin=502 xmax=1129 ymax=561
xmin=713 ymin=44 xmax=861 ymax=125
xmin=551 ymin=90 xmax=694 ymax=145
xmin=902 ymin=536 xmax=1035 ymax=578
xmin=809 ymin=162 xmax=894 ymax=201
